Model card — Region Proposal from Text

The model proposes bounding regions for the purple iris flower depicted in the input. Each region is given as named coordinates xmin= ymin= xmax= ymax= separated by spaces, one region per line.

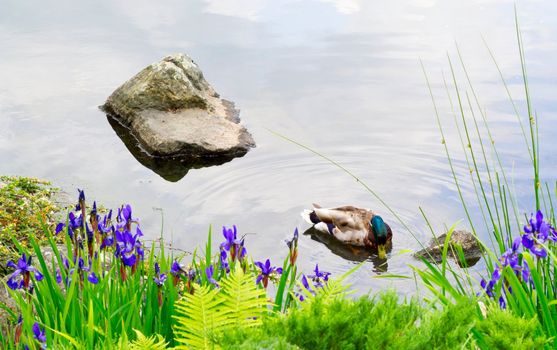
xmin=69 ymin=212 xmax=82 ymax=229
xmin=121 ymin=204 xmax=133 ymax=222
xmin=86 ymin=223 xmax=94 ymax=242
xmin=220 ymin=225 xmax=246 ymax=261
xmin=75 ymin=188 xmax=85 ymax=211
xmin=100 ymin=235 xmax=114 ymax=250
xmin=90 ymin=201 xmax=98 ymax=222
xmin=183 ymin=267 xmax=196 ymax=293
xmin=296 ymin=274 xmax=315 ymax=302
xmin=65 ymin=257 xmax=99 ymax=285
xmin=32 ymin=322 xmax=47 ymax=348
xmin=170 ymin=261 xmax=182 ymax=275
xmin=117 ymin=204 xmax=139 ymax=232
xmin=55 ymin=211 xmax=82 ymax=239
xmin=285 ymin=228 xmax=299 ymax=265
xmin=55 ymin=268 xmax=62 ymax=284
xmin=205 ymin=265 xmax=219 ymax=288
xmin=154 ymin=263 xmax=167 ymax=286
xmin=220 ymin=249 xmax=230 ymax=273
xmin=115 ymin=230 xmax=139 ymax=267
xmin=6 ymin=253 xmax=44 ymax=290
xmin=301 ymin=274 xmax=311 ymax=290
xmin=55 ymin=222 xmax=65 ymax=235
xmin=136 ymin=245 xmax=145 ymax=261
xmin=480 ymin=279 xmax=494 ymax=298
xmin=98 ymin=210 xmax=113 ymax=232
xmin=88 ymin=272 xmax=99 ymax=284
xmin=255 ymin=259 xmax=282 ymax=288
xmin=308 ymin=264 xmax=331 ymax=288
xmin=170 ymin=260 xmax=184 ymax=285
xmin=522 ymin=210 xmax=555 ymax=258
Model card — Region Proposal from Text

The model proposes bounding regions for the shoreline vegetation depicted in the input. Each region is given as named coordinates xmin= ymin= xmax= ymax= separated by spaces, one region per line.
xmin=2 ymin=12 xmax=557 ymax=350
xmin=0 ymin=189 xmax=551 ymax=349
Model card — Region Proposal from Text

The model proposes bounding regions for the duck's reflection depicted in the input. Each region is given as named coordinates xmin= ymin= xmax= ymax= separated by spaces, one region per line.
xmin=303 ymin=227 xmax=391 ymax=273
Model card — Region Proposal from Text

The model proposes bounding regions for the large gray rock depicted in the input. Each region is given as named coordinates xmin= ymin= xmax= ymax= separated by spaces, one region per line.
xmin=414 ymin=230 xmax=482 ymax=267
xmin=102 ymin=54 xmax=255 ymax=159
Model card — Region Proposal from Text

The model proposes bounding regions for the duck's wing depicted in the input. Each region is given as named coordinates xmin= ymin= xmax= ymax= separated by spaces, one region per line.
xmin=313 ymin=207 xmax=366 ymax=231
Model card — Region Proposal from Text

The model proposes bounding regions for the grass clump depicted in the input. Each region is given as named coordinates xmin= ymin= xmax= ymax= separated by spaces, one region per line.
xmin=474 ymin=307 xmax=548 ymax=350
xmin=0 ymin=176 xmax=60 ymax=275
xmin=219 ymin=292 xmax=548 ymax=350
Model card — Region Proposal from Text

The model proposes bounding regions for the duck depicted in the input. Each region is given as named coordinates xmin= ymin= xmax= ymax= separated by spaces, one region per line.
xmin=302 ymin=204 xmax=392 ymax=259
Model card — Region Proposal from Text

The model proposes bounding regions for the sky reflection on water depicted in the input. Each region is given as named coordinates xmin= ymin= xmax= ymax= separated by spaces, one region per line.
xmin=1 ymin=0 xmax=556 ymax=295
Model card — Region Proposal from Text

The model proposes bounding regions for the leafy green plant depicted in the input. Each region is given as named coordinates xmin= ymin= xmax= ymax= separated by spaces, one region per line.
xmin=128 ymin=330 xmax=169 ymax=350
xmin=473 ymin=306 xmax=548 ymax=350
xmin=416 ymin=8 xmax=557 ymax=347
xmin=0 ymin=176 xmax=60 ymax=275
xmin=173 ymin=265 xmax=269 ymax=349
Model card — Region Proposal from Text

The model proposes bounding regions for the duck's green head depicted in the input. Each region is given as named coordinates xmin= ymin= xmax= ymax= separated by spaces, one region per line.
xmin=370 ymin=215 xmax=388 ymax=259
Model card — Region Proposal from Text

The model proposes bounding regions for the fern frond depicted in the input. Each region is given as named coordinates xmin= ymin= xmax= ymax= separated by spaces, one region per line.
xmin=128 ymin=329 xmax=169 ymax=350
xmin=220 ymin=265 xmax=269 ymax=328
xmin=173 ymin=285 xmax=227 ymax=349
xmin=173 ymin=266 xmax=270 ymax=349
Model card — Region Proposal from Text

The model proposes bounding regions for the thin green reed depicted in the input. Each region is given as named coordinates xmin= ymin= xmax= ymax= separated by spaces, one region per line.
xmin=447 ymin=55 xmax=506 ymax=252
xmin=464 ymin=89 xmax=504 ymax=238
xmin=421 ymin=60 xmax=475 ymax=236
xmin=515 ymin=8 xmax=540 ymax=211
xmin=441 ymin=71 xmax=492 ymax=248
xmin=457 ymin=44 xmax=523 ymax=234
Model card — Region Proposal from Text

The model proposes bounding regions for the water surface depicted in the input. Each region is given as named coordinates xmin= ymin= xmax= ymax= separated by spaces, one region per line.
xmin=1 ymin=0 xmax=557 ymax=295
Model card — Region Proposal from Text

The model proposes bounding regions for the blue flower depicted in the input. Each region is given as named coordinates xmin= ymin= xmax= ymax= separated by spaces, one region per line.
xmin=6 ymin=253 xmax=44 ymax=290
xmin=88 ymin=272 xmax=99 ymax=284
xmin=220 ymin=249 xmax=230 ymax=273
xmin=55 ymin=222 xmax=65 ymax=235
xmin=117 ymin=204 xmax=139 ymax=232
xmin=296 ymin=274 xmax=315 ymax=302
xmin=75 ymin=188 xmax=85 ymax=211
xmin=205 ymin=265 xmax=219 ymax=288
xmin=64 ymin=257 xmax=99 ymax=285
xmin=55 ymin=211 xmax=82 ymax=239
xmin=254 ymin=259 xmax=282 ymax=288
xmin=32 ymin=322 xmax=46 ymax=348
xmin=154 ymin=263 xmax=167 ymax=286
xmin=115 ymin=230 xmax=140 ymax=267
xmin=170 ymin=260 xmax=182 ymax=275
xmin=308 ymin=264 xmax=331 ymax=288
xmin=285 ymin=228 xmax=299 ymax=265
xmin=522 ymin=210 xmax=555 ymax=258
xmin=220 ymin=225 xmax=246 ymax=261
xmin=480 ymin=278 xmax=495 ymax=298
xmin=170 ymin=260 xmax=184 ymax=286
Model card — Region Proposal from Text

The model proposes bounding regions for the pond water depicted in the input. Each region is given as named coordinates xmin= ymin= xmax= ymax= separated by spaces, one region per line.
xmin=1 ymin=0 xmax=556 ymax=296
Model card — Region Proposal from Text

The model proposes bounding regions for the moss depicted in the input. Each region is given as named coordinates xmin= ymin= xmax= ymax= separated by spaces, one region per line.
xmin=0 ymin=176 xmax=60 ymax=275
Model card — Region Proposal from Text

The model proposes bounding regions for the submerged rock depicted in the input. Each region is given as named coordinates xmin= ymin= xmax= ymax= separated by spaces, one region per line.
xmin=414 ymin=230 xmax=482 ymax=267
xmin=102 ymin=53 xmax=255 ymax=163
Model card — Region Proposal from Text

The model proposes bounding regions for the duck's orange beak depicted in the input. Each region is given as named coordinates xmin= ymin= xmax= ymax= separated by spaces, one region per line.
xmin=378 ymin=244 xmax=387 ymax=259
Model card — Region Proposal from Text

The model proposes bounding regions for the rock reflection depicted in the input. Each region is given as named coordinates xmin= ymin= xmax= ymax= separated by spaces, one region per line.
xmin=107 ymin=115 xmax=245 ymax=182
xmin=303 ymin=227 xmax=390 ymax=273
